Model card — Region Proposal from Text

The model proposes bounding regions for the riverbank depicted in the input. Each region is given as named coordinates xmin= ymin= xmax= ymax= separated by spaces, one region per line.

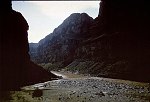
xmin=1 ymin=71 xmax=150 ymax=102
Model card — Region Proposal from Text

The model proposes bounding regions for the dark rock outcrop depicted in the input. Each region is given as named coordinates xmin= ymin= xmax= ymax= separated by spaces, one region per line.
xmin=0 ymin=0 xmax=58 ymax=91
xmin=71 ymin=0 xmax=150 ymax=82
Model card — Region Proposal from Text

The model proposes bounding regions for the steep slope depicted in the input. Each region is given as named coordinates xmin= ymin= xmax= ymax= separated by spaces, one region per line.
xmin=66 ymin=0 xmax=150 ymax=82
xmin=30 ymin=13 xmax=93 ymax=67
xmin=0 ymin=0 xmax=59 ymax=91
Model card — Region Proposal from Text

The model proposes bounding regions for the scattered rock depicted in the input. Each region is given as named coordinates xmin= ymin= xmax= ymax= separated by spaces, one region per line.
xmin=32 ymin=88 xmax=43 ymax=98
xmin=95 ymin=92 xmax=105 ymax=97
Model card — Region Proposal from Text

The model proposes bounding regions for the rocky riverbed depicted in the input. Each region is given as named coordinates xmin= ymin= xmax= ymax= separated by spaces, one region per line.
xmin=1 ymin=71 xmax=150 ymax=102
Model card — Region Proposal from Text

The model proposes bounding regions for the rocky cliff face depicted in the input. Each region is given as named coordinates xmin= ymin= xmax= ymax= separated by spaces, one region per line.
xmin=0 ymin=0 xmax=58 ymax=91
xmin=30 ymin=0 xmax=150 ymax=82
xmin=30 ymin=13 xmax=93 ymax=66
xmin=69 ymin=0 xmax=150 ymax=82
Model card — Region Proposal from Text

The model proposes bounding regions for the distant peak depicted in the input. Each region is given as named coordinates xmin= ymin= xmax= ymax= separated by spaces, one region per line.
xmin=69 ymin=13 xmax=91 ymax=18
xmin=63 ymin=13 xmax=93 ymax=23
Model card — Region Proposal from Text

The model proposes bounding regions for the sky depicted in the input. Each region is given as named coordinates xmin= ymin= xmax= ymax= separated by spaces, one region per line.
xmin=12 ymin=1 xmax=100 ymax=43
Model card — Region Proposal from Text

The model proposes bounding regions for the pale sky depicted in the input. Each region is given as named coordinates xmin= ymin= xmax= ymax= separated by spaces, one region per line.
xmin=12 ymin=1 xmax=100 ymax=43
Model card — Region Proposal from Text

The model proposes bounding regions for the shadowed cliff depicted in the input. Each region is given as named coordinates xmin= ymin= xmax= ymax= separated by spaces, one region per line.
xmin=74 ymin=0 xmax=150 ymax=82
xmin=0 ymin=0 xmax=59 ymax=91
